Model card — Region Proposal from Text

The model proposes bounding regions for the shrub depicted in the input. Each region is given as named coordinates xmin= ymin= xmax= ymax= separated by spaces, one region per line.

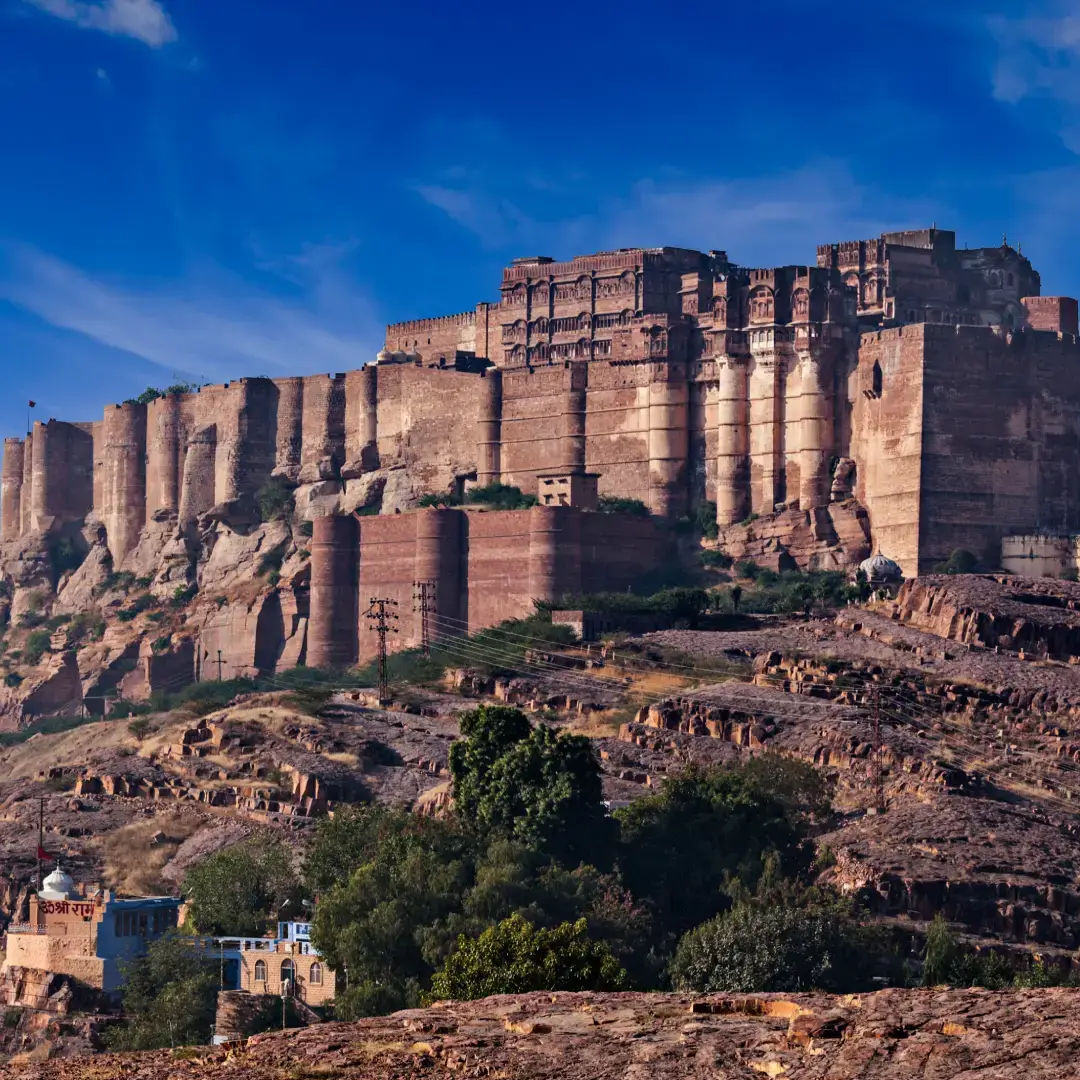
xmin=104 ymin=933 xmax=217 ymax=1050
xmin=298 ymin=520 xmax=314 ymax=538
xmin=699 ymin=549 xmax=733 ymax=569
xmin=695 ymin=500 xmax=719 ymax=540
xmin=597 ymin=495 xmax=650 ymax=517
xmin=733 ymin=560 xmax=763 ymax=580
xmin=169 ymin=585 xmax=197 ymax=609
xmin=933 ymin=549 xmax=978 ymax=575
xmin=670 ymin=902 xmax=872 ymax=993
xmin=3 ymin=673 xmax=22 ymax=688
xmin=257 ymin=548 xmax=285 ymax=578
xmin=151 ymin=636 xmax=172 ymax=654
xmin=48 ymin=535 xmax=86 ymax=580
xmin=128 ymin=717 xmax=153 ymax=740
xmin=429 ymin=914 xmax=627 ymax=1000
xmin=257 ymin=477 xmax=295 ymax=522
xmin=23 ymin=630 xmax=52 ymax=665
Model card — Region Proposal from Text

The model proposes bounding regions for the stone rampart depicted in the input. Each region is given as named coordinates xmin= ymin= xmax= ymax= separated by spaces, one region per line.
xmin=307 ymin=507 xmax=670 ymax=663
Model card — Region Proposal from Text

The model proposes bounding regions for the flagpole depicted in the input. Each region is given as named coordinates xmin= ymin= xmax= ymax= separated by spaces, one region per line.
xmin=37 ymin=796 xmax=43 ymax=891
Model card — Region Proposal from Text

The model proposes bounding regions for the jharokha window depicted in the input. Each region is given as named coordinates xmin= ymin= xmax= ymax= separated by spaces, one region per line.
xmin=254 ymin=960 xmax=267 ymax=983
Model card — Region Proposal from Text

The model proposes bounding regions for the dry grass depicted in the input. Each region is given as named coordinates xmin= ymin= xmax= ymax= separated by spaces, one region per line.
xmin=90 ymin=815 xmax=204 ymax=896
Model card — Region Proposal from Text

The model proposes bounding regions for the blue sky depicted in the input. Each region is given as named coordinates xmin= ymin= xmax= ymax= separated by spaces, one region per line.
xmin=1 ymin=0 xmax=1079 ymax=436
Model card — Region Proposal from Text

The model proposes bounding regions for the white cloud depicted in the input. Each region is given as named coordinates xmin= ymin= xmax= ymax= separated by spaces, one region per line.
xmin=414 ymin=163 xmax=938 ymax=268
xmin=24 ymin=0 xmax=177 ymax=47
xmin=990 ymin=11 xmax=1080 ymax=149
xmin=0 ymin=243 xmax=384 ymax=389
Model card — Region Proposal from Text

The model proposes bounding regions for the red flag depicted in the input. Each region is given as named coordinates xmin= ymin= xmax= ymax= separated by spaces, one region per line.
xmin=36 ymin=844 xmax=53 ymax=861
xmin=28 ymin=401 xmax=36 ymax=408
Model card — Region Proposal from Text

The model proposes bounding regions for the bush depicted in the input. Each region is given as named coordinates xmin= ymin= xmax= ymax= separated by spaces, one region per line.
xmin=695 ymin=500 xmax=719 ymax=540
xmin=257 ymin=477 xmax=295 ymax=522
xmin=733 ymin=560 xmax=763 ymax=580
xmin=3 ymin=673 xmax=22 ymax=688
xmin=169 ymin=585 xmax=197 ymax=609
xmin=128 ymin=717 xmax=153 ymax=740
xmin=298 ymin=520 xmax=314 ymax=538
xmin=670 ymin=902 xmax=872 ymax=993
xmin=933 ymin=549 xmax=978 ymax=575
xmin=450 ymin=705 xmax=613 ymax=868
xmin=699 ymin=549 xmax=733 ymax=569
xmin=22 ymin=629 xmax=53 ymax=665
xmin=597 ymin=495 xmax=650 ymax=517
xmin=48 ymin=535 xmax=86 ymax=580
xmin=104 ymin=934 xmax=217 ymax=1050
xmin=429 ymin=913 xmax=627 ymax=1000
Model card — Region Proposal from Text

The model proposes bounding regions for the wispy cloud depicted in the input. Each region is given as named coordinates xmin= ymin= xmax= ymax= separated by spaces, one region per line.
xmin=23 ymin=0 xmax=177 ymax=47
xmin=0 ymin=242 xmax=384 ymax=385
xmin=990 ymin=10 xmax=1080 ymax=151
xmin=414 ymin=162 xmax=938 ymax=267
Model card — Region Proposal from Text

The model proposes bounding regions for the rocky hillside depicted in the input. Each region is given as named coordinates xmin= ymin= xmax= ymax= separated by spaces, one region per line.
xmin=2 ymin=988 xmax=1078 ymax=1079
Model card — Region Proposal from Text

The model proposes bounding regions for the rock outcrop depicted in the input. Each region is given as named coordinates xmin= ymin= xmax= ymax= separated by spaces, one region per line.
xmin=6 ymin=989 xmax=1080 ymax=1079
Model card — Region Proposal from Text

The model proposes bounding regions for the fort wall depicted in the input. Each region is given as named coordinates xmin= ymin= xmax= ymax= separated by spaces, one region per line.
xmin=917 ymin=324 xmax=1080 ymax=570
xmin=3 ymin=229 xmax=1077 ymax=580
xmin=345 ymin=507 xmax=670 ymax=662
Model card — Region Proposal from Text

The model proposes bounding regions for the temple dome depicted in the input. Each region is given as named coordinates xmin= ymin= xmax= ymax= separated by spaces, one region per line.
xmin=39 ymin=866 xmax=76 ymax=901
xmin=375 ymin=348 xmax=391 ymax=365
xmin=860 ymin=553 xmax=902 ymax=582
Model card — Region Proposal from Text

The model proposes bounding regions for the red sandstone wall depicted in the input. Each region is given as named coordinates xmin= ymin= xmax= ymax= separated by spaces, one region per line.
xmin=851 ymin=327 xmax=926 ymax=575
xmin=582 ymin=363 xmax=652 ymax=499
xmin=353 ymin=507 xmax=670 ymax=662
xmin=917 ymin=325 xmax=1080 ymax=570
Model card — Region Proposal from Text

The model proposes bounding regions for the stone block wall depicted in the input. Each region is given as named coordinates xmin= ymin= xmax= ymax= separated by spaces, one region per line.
xmin=310 ymin=507 xmax=669 ymax=664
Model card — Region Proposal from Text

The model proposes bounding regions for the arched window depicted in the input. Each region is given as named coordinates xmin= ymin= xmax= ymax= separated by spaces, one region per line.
xmin=309 ymin=962 xmax=323 ymax=986
xmin=254 ymin=960 xmax=267 ymax=983
xmin=872 ymin=361 xmax=883 ymax=397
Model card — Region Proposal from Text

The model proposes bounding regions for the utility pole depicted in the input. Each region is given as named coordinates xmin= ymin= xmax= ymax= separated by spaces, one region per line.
xmin=871 ymin=685 xmax=885 ymax=813
xmin=364 ymin=599 xmax=398 ymax=705
xmin=36 ymin=796 xmax=44 ymax=890
xmin=412 ymin=580 xmax=436 ymax=657
xmin=215 ymin=650 xmax=228 ymax=681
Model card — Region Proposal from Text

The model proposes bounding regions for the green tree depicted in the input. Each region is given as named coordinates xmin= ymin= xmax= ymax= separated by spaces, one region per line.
xmin=308 ymin=811 xmax=474 ymax=1018
xmin=921 ymin=913 xmax=958 ymax=986
xmin=695 ymin=500 xmax=719 ymax=540
xmin=650 ymin=587 xmax=711 ymax=629
xmin=449 ymin=706 xmax=613 ymax=867
xmin=615 ymin=763 xmax=818 ymax=939
xmin=429 ymin=913 xmax=626 ymax=1000
xmin=670 ymin=902 xmax=870 ymax=993
xmin=105 ymin=933 xmax=217 ymax=1050
xmin=182 ymin=837 xmax=299 ymax=936
xmin=933 ymin=549 xmax=978 ymax=575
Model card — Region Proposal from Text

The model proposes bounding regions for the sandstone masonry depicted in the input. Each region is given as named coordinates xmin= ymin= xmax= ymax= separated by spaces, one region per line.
xmin=2 ymin=227 xmax=1077 ymax=576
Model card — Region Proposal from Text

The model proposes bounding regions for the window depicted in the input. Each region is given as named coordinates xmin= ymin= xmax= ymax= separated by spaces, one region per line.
xmin=139 ymin=913 xmax=148 ymax=937
xmin=254 ymin=960 xmax=267 ymax=983
xmin=872 ymin=361 xmax=883 ymax=397
xmin=114 ymin=915 xmax=123 ymax=936
xmin=309 ymin=962 xmax=322 ymax=986
xmin=280 ymin=959 xmax=296 ymax=992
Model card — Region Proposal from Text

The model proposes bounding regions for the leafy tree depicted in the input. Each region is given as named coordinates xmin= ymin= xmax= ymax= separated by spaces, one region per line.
xmin=182 ymin=837 xmax=300 ymax=936
xmin=449 ymin=706 xmax=614 ymax=867
xmin=933 ymin=548 xmax=978 ymax=575
xmin=615 ymin=762 xmax=818 ymax=939
xmin=104 ymin=933 xmax=217 ymax=1050
xmin=921 ymin=913 xmax=958 ymax=986
xmin=649 ymin=587 xmax=710 ymax=629
xmin=670 ymin=902 xmax=871 ymax=993
xmin=308 ymin=810 xmax=474 ymax=1017
xmin=430 ymin=913 xmax=626 ymax=1000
